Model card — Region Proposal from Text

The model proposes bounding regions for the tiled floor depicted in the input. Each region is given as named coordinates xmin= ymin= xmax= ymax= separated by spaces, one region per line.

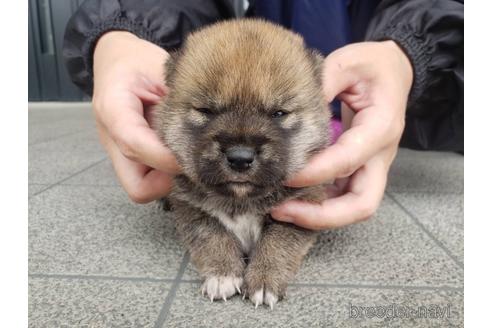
xmin=28 ymin=103 xmax=464 ymax=327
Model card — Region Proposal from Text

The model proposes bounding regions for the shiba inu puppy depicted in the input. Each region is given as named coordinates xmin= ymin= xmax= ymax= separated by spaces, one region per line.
xmin=153 ymin=19 xmax=331 ymax=308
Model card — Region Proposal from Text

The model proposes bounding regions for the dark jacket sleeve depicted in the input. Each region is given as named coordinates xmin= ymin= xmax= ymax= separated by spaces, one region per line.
xmin=365 ymin=0 xmax=464 ymax=152
xmin=63 ymin=0 xmax=235 ymax=95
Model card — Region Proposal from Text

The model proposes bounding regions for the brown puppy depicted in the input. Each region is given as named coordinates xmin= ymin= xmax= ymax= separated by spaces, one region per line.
xmin=153 ymin=19 xmax=331 ymax=308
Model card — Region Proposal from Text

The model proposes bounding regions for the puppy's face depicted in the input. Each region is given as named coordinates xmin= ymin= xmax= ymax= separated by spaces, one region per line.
xmin=154 ymin=20 xmax=331 ymax=198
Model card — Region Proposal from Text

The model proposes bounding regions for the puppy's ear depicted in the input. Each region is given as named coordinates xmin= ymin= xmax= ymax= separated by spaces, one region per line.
xmin=164 ymin=50 xmax=182 ymax=89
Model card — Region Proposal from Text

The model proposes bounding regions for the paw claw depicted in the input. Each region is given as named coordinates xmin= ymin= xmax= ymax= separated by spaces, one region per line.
xmin=201 ymin=275 xmax=243 ymax=302
xmin=250 ymin=288 xmax=264 ymax=308
xmin=264 ymin=291 xmax=278 ymax=309
xmin=248 ymin=288 xmax=279 ymax=309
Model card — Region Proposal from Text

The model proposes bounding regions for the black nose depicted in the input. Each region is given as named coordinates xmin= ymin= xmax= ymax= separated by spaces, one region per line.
xmin=226 ymin=146 xmax=255 ymax=172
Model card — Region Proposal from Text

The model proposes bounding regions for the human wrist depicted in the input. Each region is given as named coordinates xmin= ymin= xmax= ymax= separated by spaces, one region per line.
xmin=94 ymin=31 xmax=139 ymax=76
xmin=380 ymin=40 xmax=413 ymax=94
xmin=97 ymin=30 xmax=139 ymax=44
xmin=368 ymin=22 xmax=431 ymax=108
xmin=93 ymin=31 xmax=168 ymax=83
xmin=94 ymin=31 xmax=153 ymax=66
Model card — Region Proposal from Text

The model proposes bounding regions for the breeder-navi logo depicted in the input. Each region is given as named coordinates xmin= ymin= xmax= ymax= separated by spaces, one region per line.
xmin=349 ymin=303 xmax=451 ymax=320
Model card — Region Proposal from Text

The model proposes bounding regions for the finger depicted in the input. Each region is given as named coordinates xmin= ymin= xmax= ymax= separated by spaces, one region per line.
xmin=321 ymin=177 xmax=351 ymax=199
xmin=134 ymin=88 xmax=163 ymax=105
xmin=140 ymin=75 xmax=166 ymax=97
xmin=272 ymin=157 xmax=387 ymax=230
xmin=341 ymin=102 xmax=354 ymax=132
xmin=112 ymin=117 xmax=180 ymax=174
xmin=136 ymin=75 xmax=167 ymax=104
xmin=323 ymin=183 xmax=343 ymax=199
xmin=100 ymin=99 xmax=180 ymax=174
xmin=105 ymin=136 xmax=174 ymax=203
xmin=286 ymin=111 xmax=387 ymax=187
xmin=127 ymin=168 xmax=174 ymax=203
xmin=322 ymin=49 xmax=359 ymax=103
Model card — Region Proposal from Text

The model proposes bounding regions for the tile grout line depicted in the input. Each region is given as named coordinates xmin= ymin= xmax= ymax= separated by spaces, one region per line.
xmin=178 ymin=279 xmax=462 ymax=292
xmin=29 ymin=157 xmax=108 ymax=198
xmin=386 ymin=191 xmax=464 ymax=268
xmin=28 ymin=273 xmax=175 ymax=283
xmin=153 ymin=253 xmax=190 ymax=328
xmin=387 ymin=189 xmax=463 ymax=195
xmin=28 ymin=273 xmax=463 ymax=292
xmin=28 ymin=101 xmax=91 ymax=110
xmin=289 ymin=282 xmax=463 ymax=292
xmin=28 ymin=129 xmax=87 ymax=146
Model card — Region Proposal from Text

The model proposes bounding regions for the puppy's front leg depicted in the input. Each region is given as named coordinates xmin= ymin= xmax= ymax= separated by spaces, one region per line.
xmin=172 ymin=201 xmax=245 ymax=301
xmin=245 ymin=221 xmax=317 ymax=308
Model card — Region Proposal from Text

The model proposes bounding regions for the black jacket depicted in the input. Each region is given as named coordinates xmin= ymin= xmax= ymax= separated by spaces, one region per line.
xmin=63 ymin=0 xmax=464 ymax=152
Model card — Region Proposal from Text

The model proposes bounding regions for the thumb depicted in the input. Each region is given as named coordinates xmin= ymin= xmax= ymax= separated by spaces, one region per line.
xmin=321 ymin=49 xmax=358 ymax=103
xmin=270 ymin=200 xmax=325 ymax=230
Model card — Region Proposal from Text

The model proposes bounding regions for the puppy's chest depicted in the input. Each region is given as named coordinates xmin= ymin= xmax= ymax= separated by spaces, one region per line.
xmin=212 ymin=211 xmax=263 ymax=254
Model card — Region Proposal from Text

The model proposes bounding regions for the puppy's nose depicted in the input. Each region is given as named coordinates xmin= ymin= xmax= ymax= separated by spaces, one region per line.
xmin=226 ymin=146 xmax=255 ymax=172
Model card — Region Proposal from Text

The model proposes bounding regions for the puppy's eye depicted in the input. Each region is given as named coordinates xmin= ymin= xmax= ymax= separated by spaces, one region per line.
xmin=271 ymin=110 xmax=288 ymax=119
xmin=194 ymin=107 xmax=214 ymax=115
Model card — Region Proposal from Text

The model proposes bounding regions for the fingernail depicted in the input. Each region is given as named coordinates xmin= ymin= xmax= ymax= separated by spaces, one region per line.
xmin=275 ymin=216 xmax=294 ymax=223
xmin=283 ymin=178 xmax=303 ymax=188
xmin=270 ymin=207 xmax=294 ymax=223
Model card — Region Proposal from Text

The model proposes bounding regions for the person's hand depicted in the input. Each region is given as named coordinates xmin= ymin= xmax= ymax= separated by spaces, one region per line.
xmin=92 ymin=31 xmax=180 ymax=203
xmin=271 ymin=41 xmax=413 ymax=230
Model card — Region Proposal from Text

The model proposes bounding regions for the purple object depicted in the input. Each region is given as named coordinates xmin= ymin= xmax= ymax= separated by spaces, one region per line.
xmin=331 ymin=118 xmax=343 ymax=143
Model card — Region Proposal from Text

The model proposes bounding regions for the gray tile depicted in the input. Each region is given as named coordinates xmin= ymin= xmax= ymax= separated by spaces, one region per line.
xmin=28 ymin=103 xmax=93 ymax=125
xmin=391 ymin=192 xmax=463 ymax=262
xmin=62 ymin=159 xmax=119 ymax=186
xmin=165 ymin=283 xmax=462 ymax=328
xmin=297 ymin=196 xmax=462 ymax=287
xmin=29 ymin=132 xmax=105 ymax=185
xmin=29 ymin=185 xmax=184 ymax=278
xmin=388 ymin=148 xmax=463 ymax=193
xmin=184 ymin=196 xmax=463 ymax=287
xmin=29 ymin=104 xmax=96 ymax=145
xmin=29 ymin=277 xmax=170 ymax=328
xmin=28 ymin=122 xmax=96 ymax=146
xmin=28 ymin=184 xmax=50 ymax=197
xmin=28 ymin=104 xmax=465 ymax=326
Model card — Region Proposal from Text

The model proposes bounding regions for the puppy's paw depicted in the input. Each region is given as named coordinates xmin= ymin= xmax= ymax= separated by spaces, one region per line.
xmin=244 ymin=271 xmax=285 ymax=309
xmin=201 ymin=275 xmax=243 ymax=302
xmin=249 ymin=287 xmax=279 ymax=309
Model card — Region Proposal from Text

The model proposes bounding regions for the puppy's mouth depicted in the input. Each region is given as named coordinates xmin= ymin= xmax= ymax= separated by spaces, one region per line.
xmin=197 ymin=159 xmax=279 ymax=197
xmin=218 ymin=173 xmax=260 ymax=187
xmin=216 ymin=181 xmax=259 ymax=188
xmin=225 ymin=180 xmax=255 ymax=186
xmin=225 ymin=181 xmax=256 ymax=197
xmin=211 ymin=180 xmax=263 ymax=198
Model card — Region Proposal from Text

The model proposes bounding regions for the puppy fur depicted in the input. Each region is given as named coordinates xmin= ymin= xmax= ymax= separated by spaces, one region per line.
xmin=152 ymin=19 xmax=331 ymax=308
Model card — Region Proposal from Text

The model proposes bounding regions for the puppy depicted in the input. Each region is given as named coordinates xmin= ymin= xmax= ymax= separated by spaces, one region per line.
xmin=153 ymin=19 xmax=331 ymax=308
